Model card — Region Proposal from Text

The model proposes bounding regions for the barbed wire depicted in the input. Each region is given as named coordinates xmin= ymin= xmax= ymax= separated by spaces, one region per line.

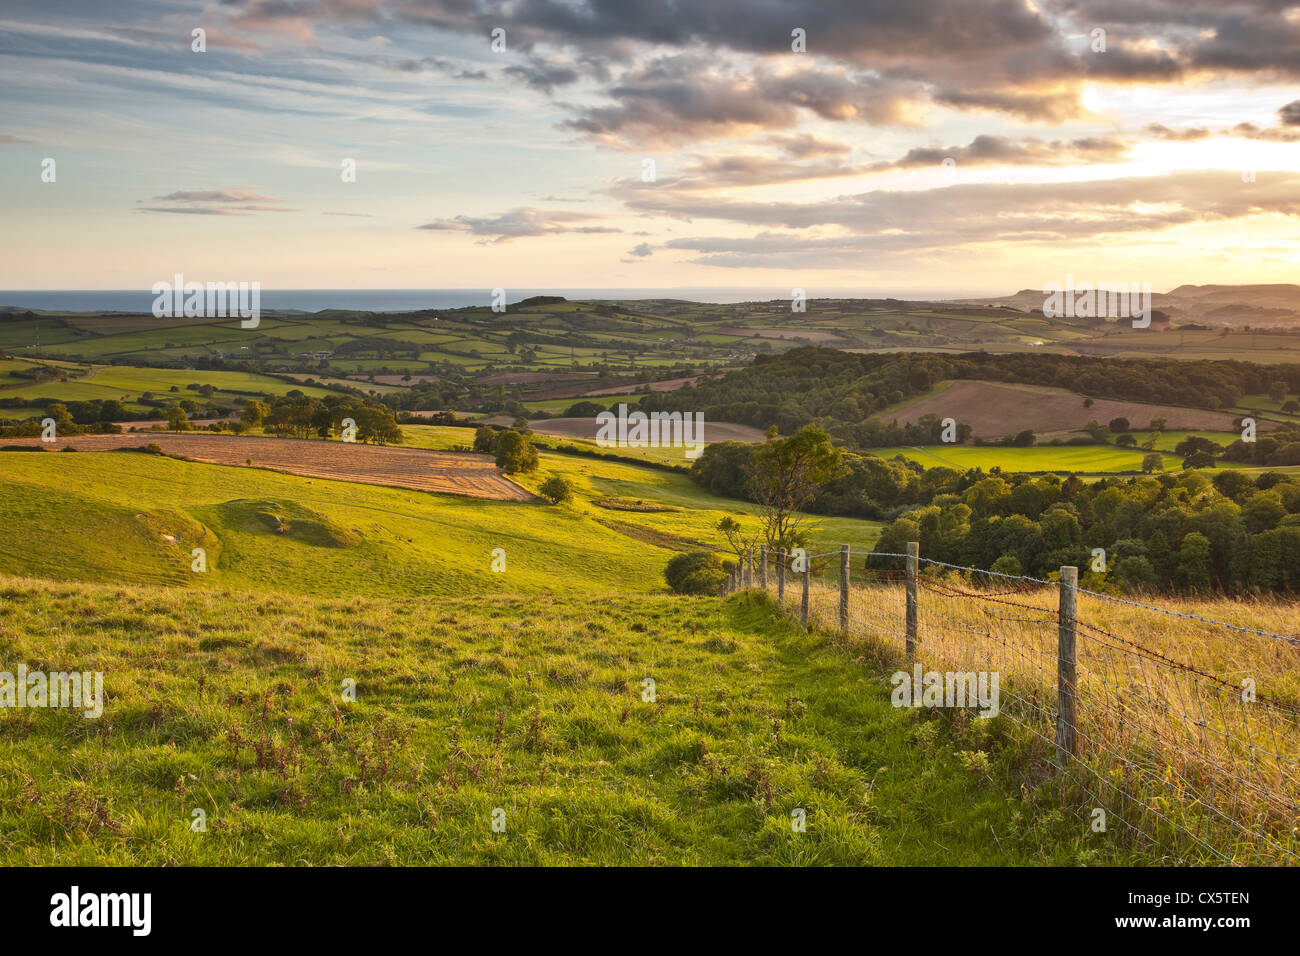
xmin=734 ymin=546 xmax=1300 ymax=865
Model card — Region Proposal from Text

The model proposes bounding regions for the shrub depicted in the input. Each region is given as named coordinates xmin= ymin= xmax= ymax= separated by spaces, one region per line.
xmin=539 ymin=475 xmax=574 ymax=505
xmin=664 ymin=551 xmax=727 ymax=595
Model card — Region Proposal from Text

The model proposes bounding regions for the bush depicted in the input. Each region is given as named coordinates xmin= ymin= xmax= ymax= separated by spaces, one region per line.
xmin=664 ymin=551 xmax=727 ymax=595
xmin=539 ymin=475 xmax=574 ymax=504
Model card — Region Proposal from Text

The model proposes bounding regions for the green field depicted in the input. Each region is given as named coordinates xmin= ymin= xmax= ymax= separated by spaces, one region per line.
xmin=0 ymin=580 xmax=1110 ymax=864
xmin=869 ymin=443 xmax=1156 ymax=473
xmin=0 ymin=436 xmax=881 ymax=594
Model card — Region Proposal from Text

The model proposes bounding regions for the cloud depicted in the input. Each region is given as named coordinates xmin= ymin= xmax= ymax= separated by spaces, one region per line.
xmin=139 ymin=188 xmax=294 ymax=215
xmin=417 ymin=206 xmax=621 ymax=242
xmin=505 ymin=58 xmax=581 ymax=93
xmin=561 ymin=56 xmax=925 ymax=147
xmin=0 ymin=133 xmax=31 ymax=144
xmin=1282 ymin=100 xmax=1300 ymax=126
xmin=626 ymin=242 xmax=653 ymax=257
xmin=885 ymin=134 xmax=1131 ymax=169
xmin=628 ymin=170 xmax=1300 ymax=267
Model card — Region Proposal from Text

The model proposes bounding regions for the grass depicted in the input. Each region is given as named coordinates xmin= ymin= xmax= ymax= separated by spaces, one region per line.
xmin=0 ymin=436 xmax=881 ymax=595
xmin=786 ymin=573 xmax=1300 ymax=865
xmin=0 ymin=580 xmax=1112 ymax=864
xmin=397 ymin=425 xmax=882 ymax=554
xmin=869 ymin=443 xmax=1154 ymax=473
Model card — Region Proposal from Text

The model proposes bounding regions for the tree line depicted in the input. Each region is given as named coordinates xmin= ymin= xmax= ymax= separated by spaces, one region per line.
xmin=695 ymin=426 xmax=1300 ymax=596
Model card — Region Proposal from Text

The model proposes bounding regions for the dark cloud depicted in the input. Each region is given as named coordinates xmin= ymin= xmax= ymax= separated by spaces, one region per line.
xmin=627 ymin=242 xmax=654 ymax=257
xmin=504 ymin=58 xmax=580 ymax=93
xmin=212 ymin=1 xmax=1300 ymax=143
xmin=416 ymin=206 xmax=621 ymax=242
xmin=887 ymin=134 xmax=1131 ymax=169
xmin=1279 ymin=100 xmax=1300 ymax=126
xmin=561 ymin=56 xmax=925 ymax=147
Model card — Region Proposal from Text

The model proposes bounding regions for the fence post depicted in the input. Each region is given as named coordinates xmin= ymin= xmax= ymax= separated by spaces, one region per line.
xmin=760 ymin=544 xmax=767 ymax=591
xmin=800 ymin=558 xmax=810 ymax=629
xmin=777 ymin=549 xmax=785 ymax=603
xmin=905 ymin=541 xmax=919 ymax=660
xmin=1056 ymin=565 xmax=1079 ymax=762
xmin=839 ymin=544 xmax=850 ymax=635
xmin=745 ymin=547 xmax=753 ymax=589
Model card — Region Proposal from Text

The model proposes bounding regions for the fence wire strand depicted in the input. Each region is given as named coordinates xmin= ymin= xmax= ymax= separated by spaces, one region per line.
xmin=727 ymin=546 xmax=1300 ymax=865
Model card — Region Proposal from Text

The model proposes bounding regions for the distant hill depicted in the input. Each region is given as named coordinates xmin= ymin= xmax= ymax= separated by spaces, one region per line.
xmin=946 ymin=284 xmax=1300 ymax=329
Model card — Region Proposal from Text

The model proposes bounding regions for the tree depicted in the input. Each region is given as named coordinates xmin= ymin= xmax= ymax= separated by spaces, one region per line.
xmin=1148 ymin=417 xmax=1167 ymax=432
xmin=1182 ymin=450 xmax=1217 ymax=469
xmin=494 ymin=430 xmax=539 ymax=474
xmin=746 ymin=426 xmax=844 ymax=552
xmin=1141 ymin=453 xmax=1164 ymax=473
xmin=1116 ymin=433 xmax=1137 ymax=448
xmin=241 ymin=400 xmax=269 ymax=427
xmin=990 ymin=554 xmax=1021 ymax=576
xmin=1174 ymin=532 xmax=1213 ymax=591
xmin=1108 ymin=417 xmax=1131 ymax=433
xmin=473 ymin=425 xmax=499 ymax=453
xmin=664 ymin=551 xmax=728 ymax=595
xmin=539 ymin=475 xmax=574 ymax=505
xmin=1268 ymin=381 xmax=1288 ymax=403
xmin=716 ymin=516 xmax=760 ymax=561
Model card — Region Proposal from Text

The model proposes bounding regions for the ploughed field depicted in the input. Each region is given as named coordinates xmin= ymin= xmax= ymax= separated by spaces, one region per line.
xmin=884 ymin=380 xmax=1270 ymax=439
xmin=2 ymin=433 xmax=533 ymax=502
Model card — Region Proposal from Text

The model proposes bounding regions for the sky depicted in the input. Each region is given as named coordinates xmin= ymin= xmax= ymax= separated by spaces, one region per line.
xmin=1 ymin=0 xmax=1298 ymax=295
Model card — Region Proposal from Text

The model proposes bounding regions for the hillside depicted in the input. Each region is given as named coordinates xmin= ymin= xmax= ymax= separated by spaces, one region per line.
xmin=0 ymin=576 xmax=1109 ymax=865
xmin=0 ymin=435 xmax=882 ymax=595
xmin=948 ymin=284 xmax=1300 ymax=329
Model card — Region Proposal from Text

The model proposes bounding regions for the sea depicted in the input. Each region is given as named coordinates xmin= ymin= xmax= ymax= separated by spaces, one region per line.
xmin=0 ymin=287 xmax=978 ymax=313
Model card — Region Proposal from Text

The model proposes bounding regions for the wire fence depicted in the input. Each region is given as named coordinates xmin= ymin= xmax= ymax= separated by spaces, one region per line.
xmin=723 ymin=543 xmax=1300 ymax=865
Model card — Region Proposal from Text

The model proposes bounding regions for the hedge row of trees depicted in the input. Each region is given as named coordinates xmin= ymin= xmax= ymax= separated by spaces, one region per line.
xmin=240 ymin=394 xmax=404 ymax=444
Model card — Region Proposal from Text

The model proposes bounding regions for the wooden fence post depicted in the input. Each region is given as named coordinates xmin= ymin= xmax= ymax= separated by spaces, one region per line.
xmin=745 ymin=547 xmax=753 ymax=588
xmin=1056 ymin=565 xmax=1079 ymax=762
xmin=905 ymin=541 xmax=919 ymax=660
xmin=839 ymin=544 xmax=850 ymax=635
xmin=800 ymin=557 xmax=810 ymax=628
xmin=777 ymin=550 xmax=785 ymax=603
xmin=760 ymin=544 xmax=767 ymax=591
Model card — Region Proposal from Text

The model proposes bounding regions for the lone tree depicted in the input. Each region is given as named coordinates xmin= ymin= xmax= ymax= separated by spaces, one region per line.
xmin=538 ymin=474 xmax=574 ymax=504
xmin=494 ymin=430 xmax=539 ymax=474
xmin=746 ymin=425 xmax=844 ymax=553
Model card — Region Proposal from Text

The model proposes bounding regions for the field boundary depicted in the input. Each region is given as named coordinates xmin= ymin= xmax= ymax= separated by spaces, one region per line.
xmin=724 ymin=543 xmax=1300 ymax=865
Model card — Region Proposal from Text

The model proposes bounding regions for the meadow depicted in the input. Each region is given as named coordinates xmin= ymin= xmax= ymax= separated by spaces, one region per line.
xmin=0 ymin=577 xmax=1124 ymax=865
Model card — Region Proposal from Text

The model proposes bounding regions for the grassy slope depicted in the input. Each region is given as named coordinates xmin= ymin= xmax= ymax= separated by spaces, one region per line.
xmin=0 ymin=440 xmax=881 ymax=596
xmin=0 ymin=580 xmax=1101 ymax=865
